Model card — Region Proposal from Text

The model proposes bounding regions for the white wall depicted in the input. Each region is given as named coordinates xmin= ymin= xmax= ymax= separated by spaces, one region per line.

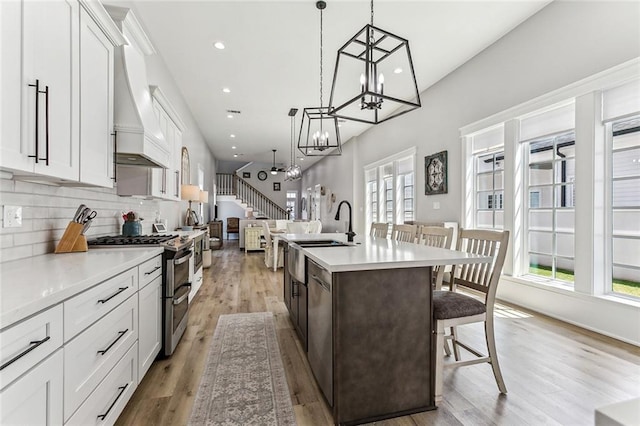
xmin=234 ymin=163 xmax=301 ymax=210
xmin=301 ymin=1 xmax=640 ymax=344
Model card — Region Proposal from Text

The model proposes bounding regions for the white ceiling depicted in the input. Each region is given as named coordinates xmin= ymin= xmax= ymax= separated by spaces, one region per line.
xmin=128 ymin=0 xmax=550 ymax=170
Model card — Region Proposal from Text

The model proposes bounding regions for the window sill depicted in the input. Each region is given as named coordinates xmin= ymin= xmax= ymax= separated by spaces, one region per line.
xmin=501 ymin=275 xmax=640 ymax=309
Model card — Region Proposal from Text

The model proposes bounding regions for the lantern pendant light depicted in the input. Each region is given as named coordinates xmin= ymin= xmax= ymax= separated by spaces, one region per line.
xmin=328 ymin=0 xmax=421 ymax=124
xmin=298 ymin=0 xmax=342 ymax=157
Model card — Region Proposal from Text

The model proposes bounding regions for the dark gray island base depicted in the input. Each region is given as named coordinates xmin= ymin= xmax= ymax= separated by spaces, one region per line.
xmin=284 ymin=241 xmax=435 ymax=425
xmin=331 ymin=266 xmax=435 ymax=425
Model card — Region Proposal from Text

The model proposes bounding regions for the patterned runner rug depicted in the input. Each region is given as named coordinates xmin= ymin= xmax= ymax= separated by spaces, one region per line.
xmin=188 ymin=312 xmax=296 ymax=425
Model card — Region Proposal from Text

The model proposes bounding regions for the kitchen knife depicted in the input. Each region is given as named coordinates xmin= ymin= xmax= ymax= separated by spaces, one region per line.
xmin=73 ymin=204 xmax=87 ymax=223
xmin=82 ymin=219 xmax=92 ymax=235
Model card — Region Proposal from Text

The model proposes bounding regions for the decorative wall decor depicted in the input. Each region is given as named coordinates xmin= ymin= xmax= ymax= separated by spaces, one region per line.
xmin=181 ymin=147 xmax=190 ymax=184
xmin=424 ymin=150 xmax=448 ymax=195
xmin=242 ymin=172 xmax=251 ymax=178
xmin=273 ymin=182 xmax=281 ymax=191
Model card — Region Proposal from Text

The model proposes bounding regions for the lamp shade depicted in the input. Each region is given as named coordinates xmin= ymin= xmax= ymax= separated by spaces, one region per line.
xmin=199 ymin=190 xmax=209 ymax=203
xmin=181 ymin=184 xmax=200 ymax=201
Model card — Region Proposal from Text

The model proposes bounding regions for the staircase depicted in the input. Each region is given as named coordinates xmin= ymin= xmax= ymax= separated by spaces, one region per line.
xmin=216 ymin=173 xmax=289 ymax=219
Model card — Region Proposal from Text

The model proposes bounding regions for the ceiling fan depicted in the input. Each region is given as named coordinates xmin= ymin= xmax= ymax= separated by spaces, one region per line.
xmin=269 ymin=149 xmax=286 ymax=175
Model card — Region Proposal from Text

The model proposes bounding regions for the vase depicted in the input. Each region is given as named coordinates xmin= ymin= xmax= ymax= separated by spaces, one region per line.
xmin=122 ymin=221 xmax=142 ymax=237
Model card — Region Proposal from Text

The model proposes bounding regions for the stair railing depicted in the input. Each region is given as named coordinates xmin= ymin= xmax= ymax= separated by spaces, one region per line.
xmin=216 ymin=173 xmax=289 ymax=219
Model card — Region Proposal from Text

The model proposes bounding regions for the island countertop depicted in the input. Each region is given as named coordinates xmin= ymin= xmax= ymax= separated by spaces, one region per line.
xmin=282 ymin=233 xmax=490 ymax=273
xmin=0 ymin=247 xmax=163 ymax=330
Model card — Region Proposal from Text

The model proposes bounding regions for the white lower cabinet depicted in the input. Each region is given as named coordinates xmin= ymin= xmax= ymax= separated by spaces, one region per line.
xmin=64 ymin=294 xmax=138 ymax=421
xmin=138 ymin=275 xmax=161 ymax=381
xmin=0 ymin=349 xmax=64 ymax=425
xmin=66 ymin=342 xmax=138 ymax=426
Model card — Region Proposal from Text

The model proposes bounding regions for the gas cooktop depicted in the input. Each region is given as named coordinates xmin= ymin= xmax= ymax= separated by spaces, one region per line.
xmin=88 ymin=234 xmax=192 ymax=251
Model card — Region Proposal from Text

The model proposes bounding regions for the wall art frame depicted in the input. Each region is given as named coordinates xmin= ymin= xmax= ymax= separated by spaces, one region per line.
xmin=424 ymin=150 xmax=448 ymax=195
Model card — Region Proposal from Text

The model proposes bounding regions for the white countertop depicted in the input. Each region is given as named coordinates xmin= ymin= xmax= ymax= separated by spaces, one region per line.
xmin=0 ymin=247 xmax=163 ymax=330
xmin=282 ymin=233 xmax=490 ymax=273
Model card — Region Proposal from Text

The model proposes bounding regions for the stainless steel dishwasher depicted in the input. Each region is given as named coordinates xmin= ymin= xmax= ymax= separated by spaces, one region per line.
xmin=306 ymin=259 xmax=333 ymax=406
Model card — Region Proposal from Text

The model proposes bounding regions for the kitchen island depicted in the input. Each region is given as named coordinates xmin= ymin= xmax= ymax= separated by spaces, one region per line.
xmin=281 ymin=234 xmax=490 ymax=425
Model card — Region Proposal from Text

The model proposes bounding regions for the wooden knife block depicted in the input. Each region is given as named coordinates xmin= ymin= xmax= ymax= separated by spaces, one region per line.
xmin=55 ymin=222 xmax=88 ymax=253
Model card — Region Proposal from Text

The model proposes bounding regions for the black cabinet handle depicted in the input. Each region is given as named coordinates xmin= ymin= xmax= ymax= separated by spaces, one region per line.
xmin=27 ymin=79 xmax=40 ymax=164
xmin=41 ymin=85 xmax=49 ymax=165
xmin=96 ymin=383 xmax=129 ymax=421
xmin=144 ymin=265 xmax=161 ymax=275
xmin=97 ymin=329 xmax=128 ymax=356
xmin=111 ymin=131 xmax=117 ymax=181
xmin=97 ymin=287 xmax=128 ymax=304
xmin=0 ymin=336 xmax=50 ymax=371
xmin=291 ymin=281 xmax=299 ymax=298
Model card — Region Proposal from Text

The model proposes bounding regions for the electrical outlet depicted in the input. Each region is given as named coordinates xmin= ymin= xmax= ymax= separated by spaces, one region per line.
xmin=3 ymin=205 xmax=22 ymax=228
xmin=433 ymin=202 xmax=440 ymax=210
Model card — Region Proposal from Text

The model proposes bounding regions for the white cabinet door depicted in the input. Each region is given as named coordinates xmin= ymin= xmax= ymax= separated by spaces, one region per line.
xmin=138 ymin=276 xmax=162 ymax=380
xmin=0 ymin=1 xmax=30 ymax=173
xmin=79 ymin=5 xmax=115 ymax=187
xmin=22 ymin=0 xmax=79 ymax=180
xmin=0 ymin=350 xmax=63 ymax=426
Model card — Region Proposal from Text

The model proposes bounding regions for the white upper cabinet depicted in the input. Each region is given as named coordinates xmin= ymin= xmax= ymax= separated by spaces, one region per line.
xmin=79 ymin=3 xmax=118 ymax=187
xmin=0 ymin=0 xmax=125 ymax=186
xmin=1 ymin=0 xmax=79 ymax=181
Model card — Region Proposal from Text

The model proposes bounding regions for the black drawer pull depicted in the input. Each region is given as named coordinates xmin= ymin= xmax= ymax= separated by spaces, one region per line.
xmin=97 ymin=329 xmax=128 ymax=356
xmin=144 ymin=265 xmax=161 ymax=275
xmin=0 ymin=336 xmax=51 ymax=371
xmin=97 ymin=383 xmax=129 ymax=421
xmin=97 ymin=287 xmax=128 ymax=304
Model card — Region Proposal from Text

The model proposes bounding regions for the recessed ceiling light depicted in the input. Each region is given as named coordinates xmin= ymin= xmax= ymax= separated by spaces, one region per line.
xmin=230 ymin=134 xmax=236 ymax=138
xmin=231 ymin=146 xmax=236 ymax=150
xmin=214 ymin=41 xmax=225 ymax=50
xmin=222 ymin=87 xmax=231 ymax=93
xmin=227 ymin=114 xmax=233 ymax=119
xmin=298 ymin=157 xmax=305 ymax=161
xmin=394 ymin=67 xmax=403 ymax=74
xmin=233 ymin=154 xmax=238 ymax=158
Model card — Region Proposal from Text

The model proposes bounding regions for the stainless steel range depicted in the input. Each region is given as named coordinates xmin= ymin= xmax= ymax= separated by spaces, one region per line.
xmin=88 ymin=234 xmax=193 ymax=356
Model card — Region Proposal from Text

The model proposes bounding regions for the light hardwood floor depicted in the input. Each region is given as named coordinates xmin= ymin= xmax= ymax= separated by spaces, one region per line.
xmin=116 ymin=242 xmax=640 ymax=426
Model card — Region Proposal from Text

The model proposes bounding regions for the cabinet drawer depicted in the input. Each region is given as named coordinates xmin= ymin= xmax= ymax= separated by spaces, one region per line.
xmin=138 ymin=254 xmax=162 ymax=290
xmin=66 ymin=342 xmax=138 ymax=426
xmin=0 ymin=304 xmax=63 ymax=390
xmin=0 ymin=349 xmax=63 ymax=426
xmin=64 ymin=294 xmax=138 ymax=421
xmin=64 ymin=267 xmax=138 ymax=341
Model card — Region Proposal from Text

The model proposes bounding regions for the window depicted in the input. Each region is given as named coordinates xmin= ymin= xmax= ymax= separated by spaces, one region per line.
xmin=471 ymin=126 xmax=504 ymax=229
xmin=526 ymin=131 xmax=576 ymax=284
xmin=364 ymin=148 xmax=416 ymax=232
xmin=609 ymin=117 xmax=640 ymax=298
xmin=286 ymin=191 xmax=297 ymax=220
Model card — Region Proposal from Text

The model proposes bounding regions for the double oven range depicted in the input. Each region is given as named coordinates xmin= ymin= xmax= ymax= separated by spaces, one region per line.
xmin=88 ymin=234 xmax=193 ymax=356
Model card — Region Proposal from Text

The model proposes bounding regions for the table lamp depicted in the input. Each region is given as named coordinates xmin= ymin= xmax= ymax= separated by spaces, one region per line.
xmin=181 ymin=184 xmax=200 ymax=226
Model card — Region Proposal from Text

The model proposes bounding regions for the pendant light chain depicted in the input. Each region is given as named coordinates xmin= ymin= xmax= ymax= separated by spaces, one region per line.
xmin=320 ymin=6 xmax=323 ymax=109
xmin=370 ymin=0 xmax=374 ymax=26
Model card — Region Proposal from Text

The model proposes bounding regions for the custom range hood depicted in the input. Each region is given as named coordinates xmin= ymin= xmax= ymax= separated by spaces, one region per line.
xmin=106 ymin=6 xmax=169 ymax=168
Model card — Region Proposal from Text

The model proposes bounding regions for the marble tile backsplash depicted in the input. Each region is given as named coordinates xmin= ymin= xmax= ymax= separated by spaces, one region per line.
xmin=0 ymin=178 xmax=164 ymax=263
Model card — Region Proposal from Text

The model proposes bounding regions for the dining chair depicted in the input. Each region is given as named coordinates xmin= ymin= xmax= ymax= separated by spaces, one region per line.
xmin=286 ymin=221 xmax=308 ymax=234
xmin=433 ymin=228 xmax=510 ymax=403
xmin=262 ymin=221 xmax=283 ymax=269
xmin=226 ymin=217 xmax=239 ymax=240
xmin=416 ymin=226 xmax=454 ymax=290
xmin=307 ymin=220 xmax=322 ymax=234
xmin=391 ymin=224 xmax=418 ymax=243
xmin=369 ymin=222 xmax=389 ymax=238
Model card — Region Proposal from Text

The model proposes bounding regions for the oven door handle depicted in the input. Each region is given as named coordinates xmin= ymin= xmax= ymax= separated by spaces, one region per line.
xmin=173 ymin=284 xmax=192 ymax=305
xmin=173 ymin=250 xmax=192 ymax=265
